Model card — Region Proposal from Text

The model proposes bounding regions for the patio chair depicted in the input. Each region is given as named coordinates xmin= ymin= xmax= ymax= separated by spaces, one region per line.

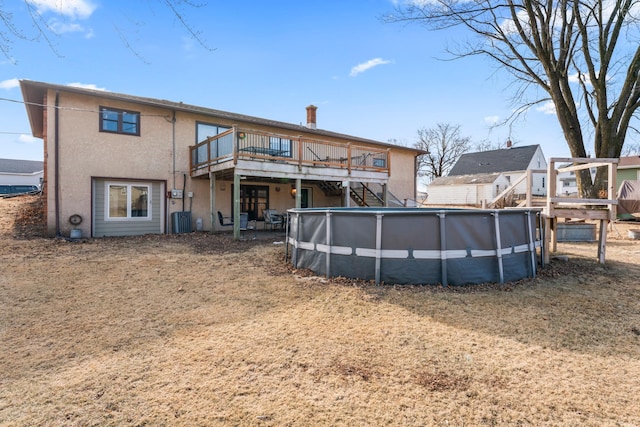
xmin=239 ymin=212 xmax=257 ymax=239
xmin=217 ymin=211 xmax=233 ymax=228
xmin=263 ymin=208 xmax=284 ymax=231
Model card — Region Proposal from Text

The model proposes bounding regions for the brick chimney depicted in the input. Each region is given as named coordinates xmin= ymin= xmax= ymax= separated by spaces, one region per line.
xmin=306 ymin=105 xmax=317 ymax=129
xmin=506 ymin=138 xmax=512 ymax=148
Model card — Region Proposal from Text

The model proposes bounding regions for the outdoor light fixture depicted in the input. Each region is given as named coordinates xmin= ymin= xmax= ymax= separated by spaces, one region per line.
xmin=290 ymin=186 xmax=297 ymax=199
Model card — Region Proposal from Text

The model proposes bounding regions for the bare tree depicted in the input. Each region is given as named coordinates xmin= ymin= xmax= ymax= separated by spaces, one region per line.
xmin=475 ymin=139 xmax=510 ymax=152
xmin=387 ymin=0 xmax=640 ymax=197
xmin=1 ymin=0 xmax=214 ymax=63
xmin=621 ymin=141 xmax=640 ymax=156
xmin=415 ymin=123 xmax=471 ymax=182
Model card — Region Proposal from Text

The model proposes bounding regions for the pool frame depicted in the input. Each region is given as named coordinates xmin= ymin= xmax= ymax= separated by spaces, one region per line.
xmin=286 ymin=207 xmax=544 ymax=286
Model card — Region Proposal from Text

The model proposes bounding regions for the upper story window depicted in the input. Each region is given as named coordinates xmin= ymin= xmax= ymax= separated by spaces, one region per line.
xmin=100 ymin=107 xmax=140 ymax=136
xmin=195 ymin=122 xmax=232 ymax=163
xmin=196 ymin=122 xmax=230 ymax=143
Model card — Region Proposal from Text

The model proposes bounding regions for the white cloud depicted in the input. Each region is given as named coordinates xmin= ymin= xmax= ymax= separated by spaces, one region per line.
xmin=350 ymin=58 xmax=392 ymax=77
xmin=50 ymin=21 xmax=85 ymax=35
xmin=484 ymin=115 xmax=500 ymax=125
xmin=27 ymin=0 xmax=97 ymax=20
xmin=0 ymin=78 xmax=19 ymax=90
xmin=18 ymin=134 xmax=40 ymax=144
xmin=67 ymin=82 xmax=106 ymax=91
xmin=536 ymin=101 xmax=556 ymax=115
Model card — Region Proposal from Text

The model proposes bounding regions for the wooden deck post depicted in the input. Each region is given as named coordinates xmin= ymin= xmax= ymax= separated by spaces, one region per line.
xmin=598 ymin=219 xmax=608 ymax=264
xmin=209 ymin=172 xmax=216 ymax=233
xmin=233 ymin=173 xmax=241 ymax=240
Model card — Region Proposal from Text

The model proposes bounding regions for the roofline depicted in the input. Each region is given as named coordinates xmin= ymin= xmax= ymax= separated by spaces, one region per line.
xmin=20 ymin=79 xmax=425 ymax=154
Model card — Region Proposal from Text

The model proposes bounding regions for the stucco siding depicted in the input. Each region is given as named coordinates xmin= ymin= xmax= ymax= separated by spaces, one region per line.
xmin=31 ymin=82 xmax=420 ymax=237
xmin=46 ymin=90 xmax=175 ymax=237
xmin=387 ymin=150 xmax=417 ymax=203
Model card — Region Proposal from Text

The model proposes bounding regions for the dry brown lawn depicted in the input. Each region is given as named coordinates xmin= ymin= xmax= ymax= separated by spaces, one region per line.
xmin=1 ymin=196 xmax=640 ymax=426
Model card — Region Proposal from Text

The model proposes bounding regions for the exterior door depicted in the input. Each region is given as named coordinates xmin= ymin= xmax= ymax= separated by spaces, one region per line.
xmin=234 ymin=185 xmax=268 ymax=221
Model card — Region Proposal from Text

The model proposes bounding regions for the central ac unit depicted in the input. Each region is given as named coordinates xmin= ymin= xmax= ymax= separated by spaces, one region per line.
xmin=171 ymin=211 xmax=192 ymax=233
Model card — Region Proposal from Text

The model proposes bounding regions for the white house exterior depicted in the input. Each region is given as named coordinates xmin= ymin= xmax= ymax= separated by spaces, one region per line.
xmin=555 ymin=164 xmax=597 ymax=196
xmin=0 ymin=158 xmax=44 ymax=187
xmin=426 ymin=173 xmax=510 ymax=206
xmin=448 ymin=145 xmax=547 ymax=196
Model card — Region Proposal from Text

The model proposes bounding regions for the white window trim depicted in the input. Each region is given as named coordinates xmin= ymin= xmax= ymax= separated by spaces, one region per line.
xmin=105 ymin=181 xmax=152 ymax=221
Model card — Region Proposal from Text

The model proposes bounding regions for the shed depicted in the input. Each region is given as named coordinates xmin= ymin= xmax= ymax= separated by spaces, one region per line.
xmin=426 ymin=172 xmax=510 ymax=206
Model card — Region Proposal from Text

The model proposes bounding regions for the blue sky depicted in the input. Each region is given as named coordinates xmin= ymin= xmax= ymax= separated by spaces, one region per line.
xmin=0 ymin=0 xmax=571 ymax=163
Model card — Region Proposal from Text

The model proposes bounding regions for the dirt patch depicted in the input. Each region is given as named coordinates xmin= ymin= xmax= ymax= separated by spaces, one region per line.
xmin=1 ymin=196 xmax=640 ymax=426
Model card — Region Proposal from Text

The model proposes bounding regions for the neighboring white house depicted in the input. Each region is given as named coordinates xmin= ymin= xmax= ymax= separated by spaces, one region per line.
xmin=556 ymin=156 xmax=640 ymax=195
xmin=426 ymin=144 xmax=547 ymax=206
xmin=426 ymin=173 xmax=510 ymax=206
xmin=0 ymin=158 xmax=44 ymax=187
xmin=555 ymin=164 xmax=597 ymax=196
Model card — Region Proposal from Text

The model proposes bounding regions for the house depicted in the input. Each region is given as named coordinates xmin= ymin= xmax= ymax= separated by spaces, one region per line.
xmin=555 ymin=164 xmax=596 ymax=196
xmin=426 ymin=144 xmax=547 ymax=206
xmin=555 ymin=156 xmax=640 ymax=196
xmin=426 ymin=173 xmax=510 ymax=206
xmin=616 ymin=156 xmax=640 ymax=189
xmin=0 ymin=158 xmax=44 ymax=188
xmin=20 ymin=80 xmax=424 ymax=238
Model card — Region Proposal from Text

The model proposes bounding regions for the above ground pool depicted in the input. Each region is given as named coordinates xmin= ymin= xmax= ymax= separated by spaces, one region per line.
xmin=286 ymin=207 xmax=543 ymax=286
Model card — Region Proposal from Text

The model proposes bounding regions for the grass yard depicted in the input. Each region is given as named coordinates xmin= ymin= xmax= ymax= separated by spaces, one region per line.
xmin=1 ymin=196 xmax=639 ymax=426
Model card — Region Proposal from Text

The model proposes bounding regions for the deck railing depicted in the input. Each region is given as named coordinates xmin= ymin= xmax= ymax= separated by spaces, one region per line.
xmin=190 ymin=127 xmax=390 ymax=176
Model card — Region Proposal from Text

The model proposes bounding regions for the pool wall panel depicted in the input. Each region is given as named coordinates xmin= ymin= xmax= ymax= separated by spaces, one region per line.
xmin=287 ymin=208 xmax=542 ymax=286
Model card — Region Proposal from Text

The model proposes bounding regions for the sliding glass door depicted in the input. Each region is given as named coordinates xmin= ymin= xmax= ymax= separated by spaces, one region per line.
xmin=233 ymin=185 xmax=269 ymax=221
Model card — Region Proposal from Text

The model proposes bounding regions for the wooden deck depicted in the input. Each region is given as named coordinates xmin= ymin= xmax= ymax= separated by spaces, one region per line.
xmin=189 ymin=127 xmax=390 ymax=179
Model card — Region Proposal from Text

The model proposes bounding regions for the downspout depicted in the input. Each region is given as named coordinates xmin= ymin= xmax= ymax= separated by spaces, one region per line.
xmin=172 ymin=110 xmax=176 ymax=189
xmin=54 ymin=90 xmax=61 ymax=237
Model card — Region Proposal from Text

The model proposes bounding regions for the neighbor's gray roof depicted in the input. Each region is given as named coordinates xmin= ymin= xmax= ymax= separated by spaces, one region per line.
xmin=0 ymin=158 xmax=44 ymax=174
xmin=429 ymin=172 xmax=503 ymax=186
xmin=448 ymin=145 xmax=541 ymax=176
xmin=20 ymin=80 xmax=424 ymax=155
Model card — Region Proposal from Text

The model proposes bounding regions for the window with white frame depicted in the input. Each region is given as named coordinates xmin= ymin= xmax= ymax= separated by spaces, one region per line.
xmin=106 ymin=182 xmax=151 ymax=220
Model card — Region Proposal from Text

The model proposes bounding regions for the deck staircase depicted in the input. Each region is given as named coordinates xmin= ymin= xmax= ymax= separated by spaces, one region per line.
xmin=317 ymin=181 xmax=343 ymax=197
xmin=317 ymin=181 xmax=406 ymax=207
xmin=350 ymin=183 xmax=384 ymax=207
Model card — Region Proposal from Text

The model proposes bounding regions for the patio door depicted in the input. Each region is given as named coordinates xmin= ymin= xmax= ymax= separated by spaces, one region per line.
xmin=233 ymin=185 xmax=268 ymax=221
